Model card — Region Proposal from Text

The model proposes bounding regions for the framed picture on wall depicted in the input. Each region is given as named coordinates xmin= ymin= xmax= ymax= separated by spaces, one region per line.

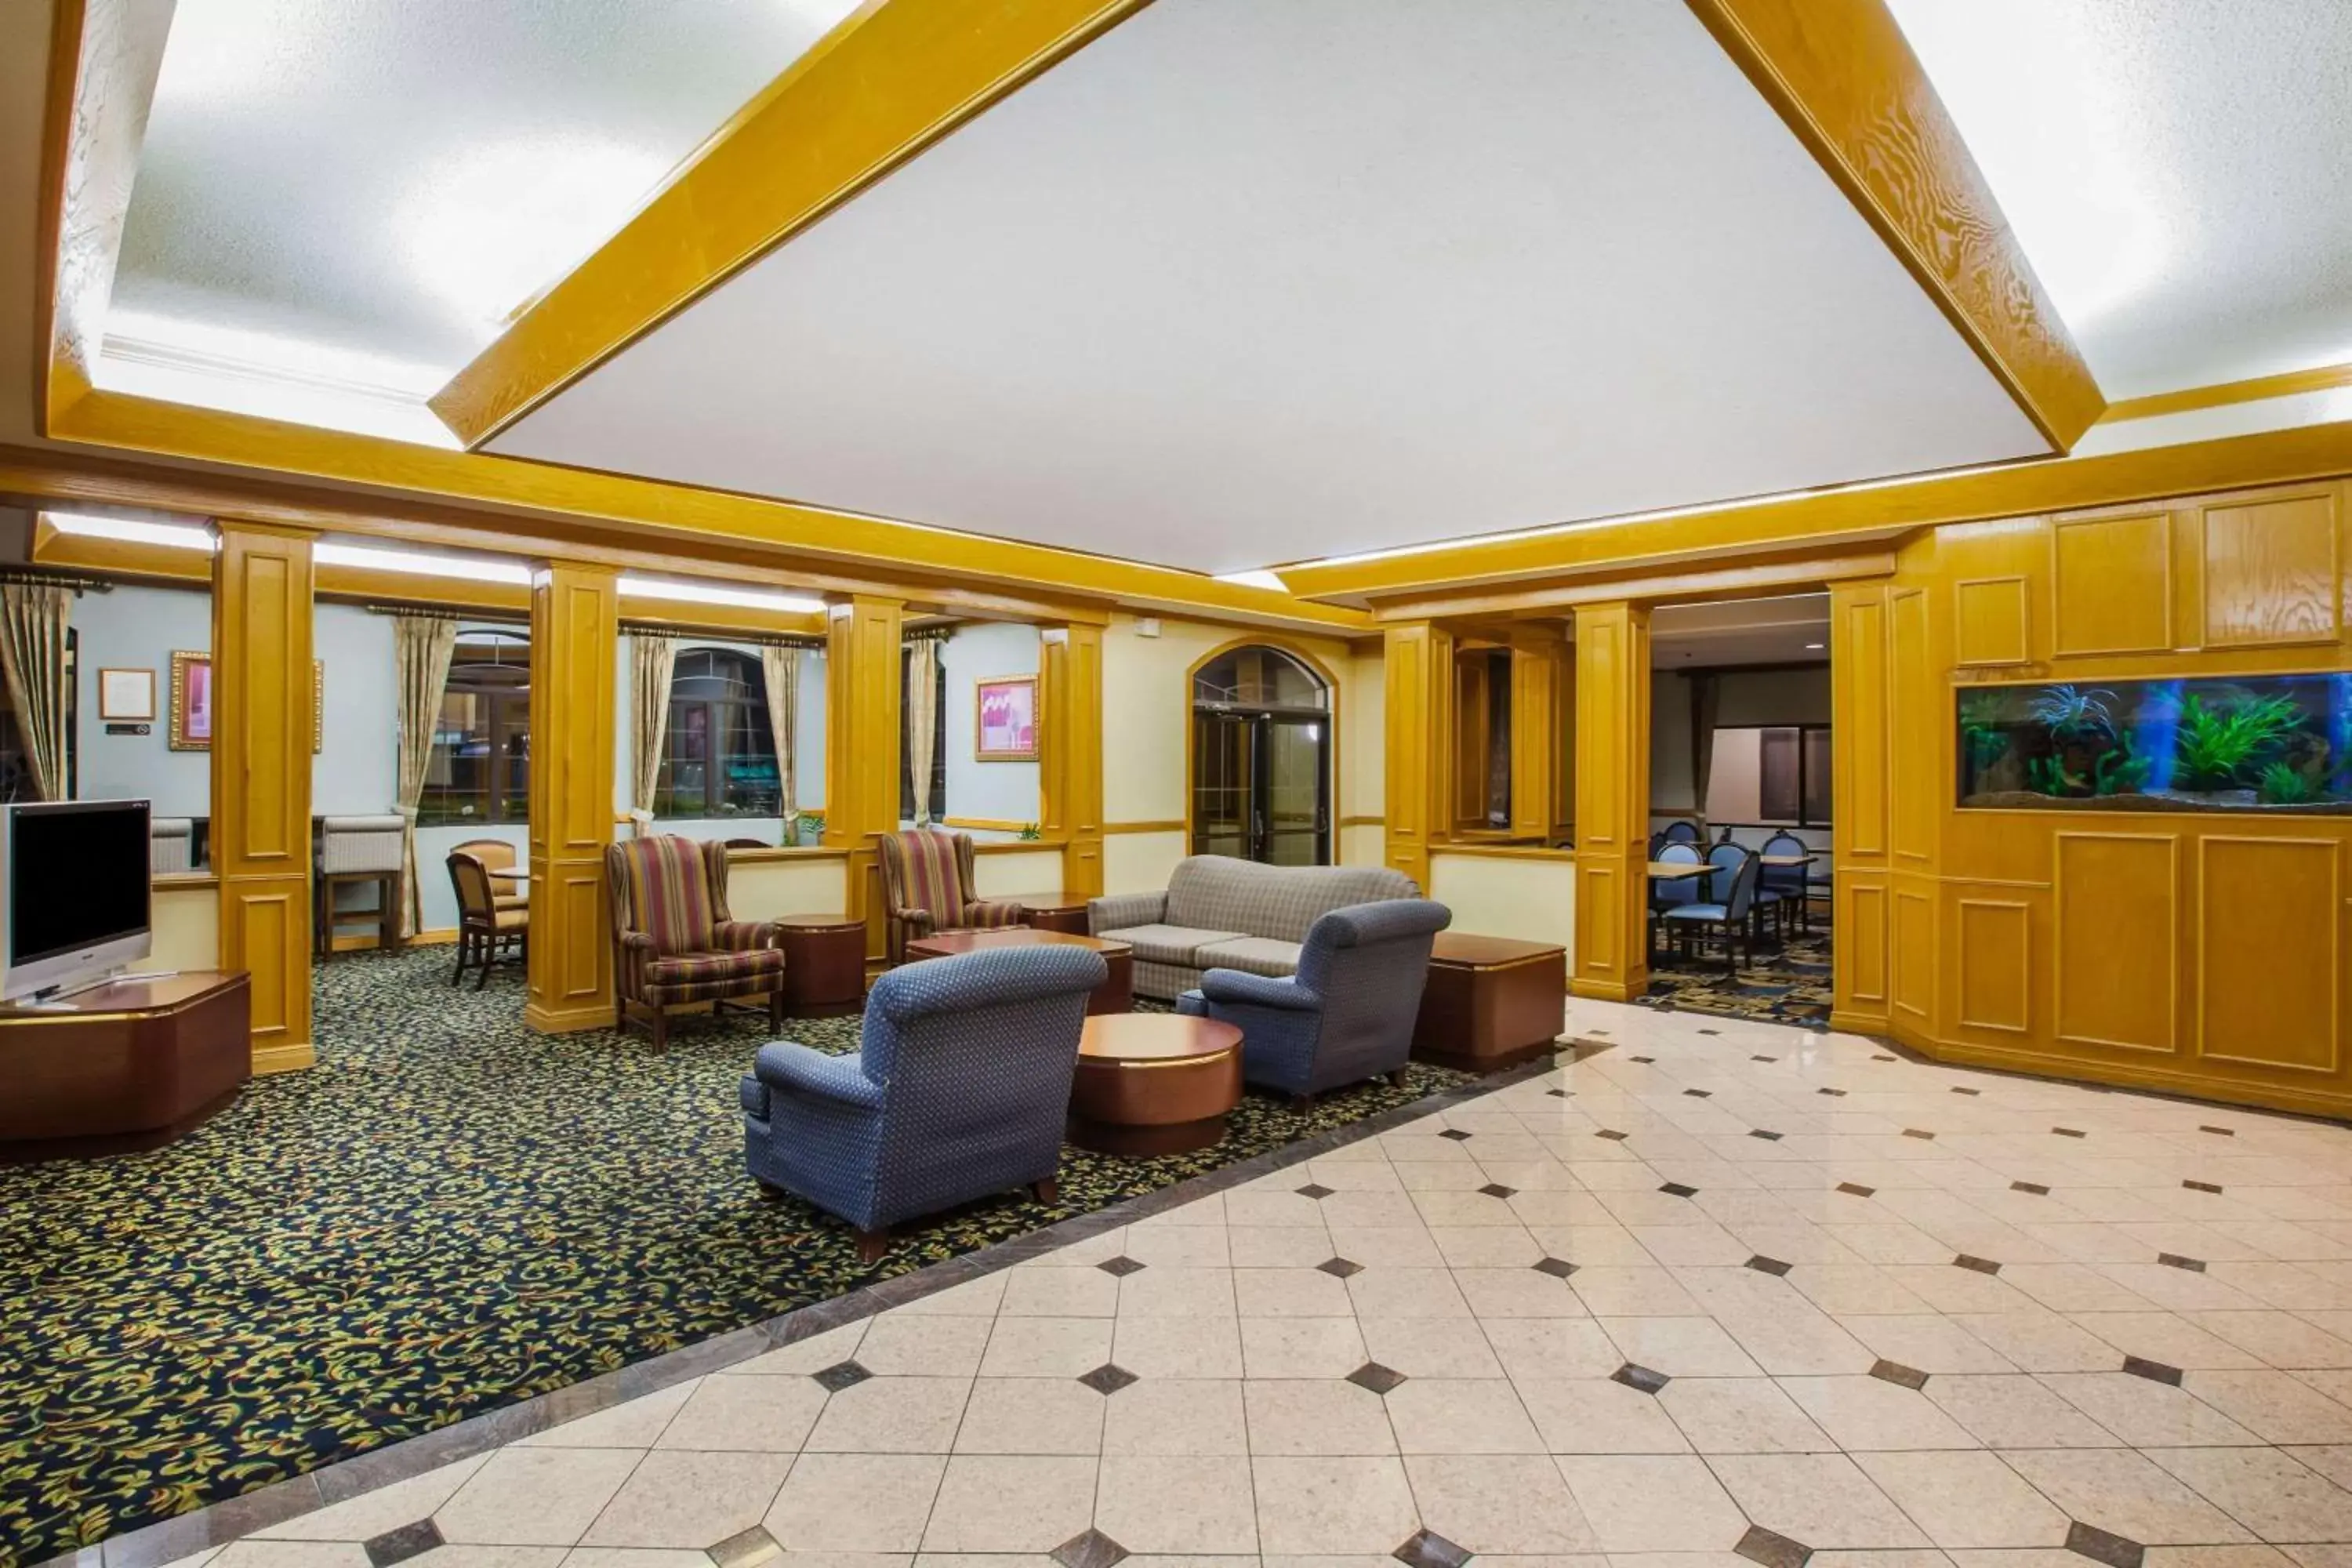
xmin=975 ymin=675 xmax=1039 ymax=761
xmin=169 ymin=654 xmax=325 ymax=752
xmin=98 ymin=667 xmax=156 ymax=722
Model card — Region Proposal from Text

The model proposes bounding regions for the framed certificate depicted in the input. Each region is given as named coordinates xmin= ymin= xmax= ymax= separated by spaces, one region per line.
xmin=98 ymin=666 xmax=156 ymax=722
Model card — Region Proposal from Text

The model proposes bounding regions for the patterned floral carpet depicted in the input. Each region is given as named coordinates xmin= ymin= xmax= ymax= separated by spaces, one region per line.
xmin=1639 ymin=920 xmax=1835 ymax=1029
xmin=0 ymin=947 xmax=1472 ymax=1565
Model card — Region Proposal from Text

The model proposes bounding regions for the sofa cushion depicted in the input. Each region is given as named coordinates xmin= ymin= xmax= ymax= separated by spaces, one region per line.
xmin=1163 ymin=856 xmax=1418 ymax=943
xmin=1098 ymin=923 xmax=1247 ymax=967
xmin=1193 ymin=935 xmax=1304 ymax=978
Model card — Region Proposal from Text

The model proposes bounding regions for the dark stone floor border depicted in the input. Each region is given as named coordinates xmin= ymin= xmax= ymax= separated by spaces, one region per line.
xmin=53 ymin=1044 xmax=1592 ymax=1568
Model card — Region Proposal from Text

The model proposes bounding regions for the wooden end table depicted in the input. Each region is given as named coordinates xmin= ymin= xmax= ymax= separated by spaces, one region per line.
xmin=1069 ymin=1012 xmax=1244 ymax=1155
xmin=902 ymin=927 xmax=1133 ymax=1014
xmin=1410 ymin=932 xmax=1567 ymax=1073
xmin=777 ymin=913 xmax=867 ymax=1018
xmin=1005 ymin=892 xmax=1090 ymax=936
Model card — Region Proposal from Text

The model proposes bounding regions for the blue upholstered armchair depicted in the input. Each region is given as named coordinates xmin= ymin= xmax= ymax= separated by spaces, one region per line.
xmin=742 ymin=944 xmax=1106 ymax=1261
xmin=1177 ymin=898 xmax=1451 ymax=1103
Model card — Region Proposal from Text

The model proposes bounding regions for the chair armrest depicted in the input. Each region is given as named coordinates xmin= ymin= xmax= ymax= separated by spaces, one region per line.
xmin=964 ymin=898 xmax=1025 ymax=926
xmin=892 ymin=907 xmax=937 ymax=938
xmin=619 ymin=931 xmax=656 ymax=953
xmin=711 ymin=920 xmax=777 ymax=951
xmin=753 ymin=1042 xmax=885 ymax=1110
xmin=1088 ymin=889 xmax=1166 ymax=935
xmin=1200 ymin=968 xmax=1320 ymax=1011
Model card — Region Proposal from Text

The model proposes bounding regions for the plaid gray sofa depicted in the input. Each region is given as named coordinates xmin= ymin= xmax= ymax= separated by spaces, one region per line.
xmin=1087 ymin=855 xmax=1421 ymax=1001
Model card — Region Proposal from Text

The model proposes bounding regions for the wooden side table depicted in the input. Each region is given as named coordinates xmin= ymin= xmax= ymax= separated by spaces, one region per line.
xmin=1007 ymin=892 xmax=1090 ymax=935
xmin=1068 ymin=1012 xmax=1244 ymax=1155
xmin=777 ymin=914 xmax=866 ymax=1018
xmin=903 ymin=928 xmax=1133 ymax=1014
xmin=1410 ymin=933 xmax=1567 ymax=1073
xmin=0 ymin=971 xmax=252 ymax=1162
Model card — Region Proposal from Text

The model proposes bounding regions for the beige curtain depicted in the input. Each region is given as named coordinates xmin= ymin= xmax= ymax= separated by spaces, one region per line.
xmin=0 ymin=583 xmax=71 ymax=802
xmin=761 ymin=644 xmax=800 ymax=829
xmin=904 ymin=637 xmax=939 ymax=826
xmin=630 ymin=633 xmax=678 ymax=832
xmin=394 ymin=614 xmax=459 ymax=935
xmin=1689 ymin=671 xmax=1722 ymax=834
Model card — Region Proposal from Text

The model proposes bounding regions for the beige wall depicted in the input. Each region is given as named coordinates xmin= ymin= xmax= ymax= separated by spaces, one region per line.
xmin=724 ymin=852 xmax=851 ymax=921
xmin=151 ymin=877 xmax=220 ymax=971
xmin=1105 ymin=829 xmax=1185 ymax=896
xmin=970 ymin=848 xmax=1066 ymax=898
xmin=1428 ymin=851 xmax=1576 ymax=949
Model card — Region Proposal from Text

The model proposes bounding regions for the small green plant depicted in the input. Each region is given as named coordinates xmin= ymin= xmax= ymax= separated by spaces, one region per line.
xmin=2027 ymin=755 xmax=2085 ymax=797
xmin=2174 ymin=691 xmax=2301 ymax=789
xmin=2091 ymin=737 xmax=2151 ymax=797
xmin=1959 ymin=691 xmax=2012 ymax=772
xmin=2027 ymin=684 xmax=2117 ymax=743
xmin=798 ymin=811 xmax=826 ymax=844
xmin=2257 ymin=761 xmax=2318 ymax=806
xmin=1018 ymin=822 xmax=1042 ymax=841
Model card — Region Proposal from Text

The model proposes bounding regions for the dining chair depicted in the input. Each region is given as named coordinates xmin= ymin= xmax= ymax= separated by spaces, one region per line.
xmin=452 ymin=837 xmax=528 ymax=914
xmin=446 ymin=850 xmax=526 ymax=989
xmin=1661 ymin=820 xmax=1700 ymax=845
xmin=1660 ymin=843 xmax=1759 ymax=975
xmin=1760 ymin=830 xmax=1812 ymax=938
xmin=1647 ymin=840 xmax=1704 ymax=964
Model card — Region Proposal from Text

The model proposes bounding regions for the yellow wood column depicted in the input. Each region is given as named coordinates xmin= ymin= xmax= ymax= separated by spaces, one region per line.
xmin=524 ymin=562 xmax=619 ymax=1033
xmin=1381 ymin=621 xmax=1454 ymax=888
xmin=1570 ymin=602 xmax=1651 ymax=1002
xmin=1509 ymin=627 xmax=1574 ymax=844
xmin=211 ymin=521 xmax=316 ymax=1073
xmin=1828 ymin=579 xmax=1893 ymax=1035
xmin=825 ymin=594 xmax=906 ymax=961
xmin=1040 ymin=622 xmax=1105 ymax=897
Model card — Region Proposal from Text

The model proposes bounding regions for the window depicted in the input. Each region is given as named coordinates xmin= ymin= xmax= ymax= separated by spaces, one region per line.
xmin=417 ymin=630 xmax=530 ymax=826
xmin=655 ymin=648 xmax=780 ymax=818
xmin=901 ymin=648 xmax=946 ymax=822
xmin=1704 ymin=723 xmax=1832 ymax=828
xmin=0 ymin=628 xmax=73 ymax=803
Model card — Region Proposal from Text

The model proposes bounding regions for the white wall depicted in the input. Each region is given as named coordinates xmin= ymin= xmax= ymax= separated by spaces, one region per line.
xmin=1428 ymin=851 xmax=1575 ymax=949
xmin=314 ymin=603 xmax=398 ymax=816
xmin=1650 ymin=664 xmax=1829 ymax=814
xmin=940 ymin=621 xmax=1040 ymax=828
xmin=416 ymin=822 xmax=525 ymax=933
xmin=74 ymin=582 xmax=212 ymax=817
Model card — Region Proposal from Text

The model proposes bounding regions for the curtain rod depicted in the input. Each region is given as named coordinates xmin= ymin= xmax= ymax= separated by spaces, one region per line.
xmin=0 ymin=566 xmax=115 ymax=594
xmin=623 ymin=620 xmax=824 ymax=650
xmin=902 ymin=625 xmax=951 ymax=645
xmin=363 ymin=601 xmax=528 ymax=626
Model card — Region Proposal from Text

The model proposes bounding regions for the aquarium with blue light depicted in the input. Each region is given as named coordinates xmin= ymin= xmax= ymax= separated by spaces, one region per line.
xmin=1958 ymin=675 xmax=2352 ymax=814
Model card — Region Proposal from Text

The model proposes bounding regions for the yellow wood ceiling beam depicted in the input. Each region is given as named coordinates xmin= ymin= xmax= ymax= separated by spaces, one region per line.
xmin=1683 ymin=0 xmax=2103 ymax=451
xmin=429 ymin=0 xmax=1151 ymax=448
xmin=2101 ymin=361 xmax=2352 ymax=424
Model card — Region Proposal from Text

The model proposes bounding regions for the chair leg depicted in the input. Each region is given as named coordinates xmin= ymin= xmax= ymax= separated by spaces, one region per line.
xmin=755 ymin=1179 xmax=785 ymax=1200
xmin=855 ymin=1228 xmax=890 ymax=1265
xmin=476 ymin=936 xmax=493 ymax=990
xmin=1290 ymin=1092 xmax=1316 ymax=1112
xmin=769 ymin=986 xmax=785 ymax=1034
xmin=1031 ymin=1177 xmax=1058 ymax=1204
xmin=1388 ymin=1067 xmax=1408 ymax=1087
xmin=650 ymin=1007 xmax=669 ymax=1052
xmin=450 ymin=933 xmax=467 ymax=985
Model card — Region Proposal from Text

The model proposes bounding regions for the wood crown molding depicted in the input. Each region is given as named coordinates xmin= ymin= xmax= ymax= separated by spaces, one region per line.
xmin=429 ymin=0 xmax=1150 ymax=447
xmin=1682 ymin=0 xmax=2103 ymax=451
xmin=2100 ymin=361 xmax=2352 ymax=424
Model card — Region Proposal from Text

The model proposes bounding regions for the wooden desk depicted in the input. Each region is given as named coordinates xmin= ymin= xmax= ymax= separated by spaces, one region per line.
xmin=904 ymin=928 xmax=1133 ymax=1014
xmin=0 ymin=971 xmax=252 ymax=1162
xmin=1646 ymin=862 xmax=1708 ymax=880
xmin=1759 ymin=855 xmax=1817 ymax=868
xmin=1068 ymin=1012 xmax=1243 ymax=1155
xmin=1412 ymin=933 xmax=1566 ymax=1072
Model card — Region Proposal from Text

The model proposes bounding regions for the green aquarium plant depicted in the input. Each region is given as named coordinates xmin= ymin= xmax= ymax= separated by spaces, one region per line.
xmin=2257 ymin=761 xmax=2318 ymax=806
xmin=2091 ymin=737 xmax=2151 ymax=797
xmin=2027 ymin=755 xmax=2085 ymax=797
xmin=2027 ymin=684 xmax=2117 ymax=744
xmin=2173 ymin=691 xmax=2301 ymax=789
xmin=1959 ymin=691 xmax=2013 ymax=773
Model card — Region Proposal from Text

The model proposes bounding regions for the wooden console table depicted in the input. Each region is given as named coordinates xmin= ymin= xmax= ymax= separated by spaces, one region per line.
xmin=1410 ymin=934 xmax=1566 ymax=1072
xmin=0 ymin=971 xmax=252 ymax=1162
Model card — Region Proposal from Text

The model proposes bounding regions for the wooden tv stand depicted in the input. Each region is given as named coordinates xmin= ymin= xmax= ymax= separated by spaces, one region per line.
xmin=0 ymin=971 xmax=252 ymax=1163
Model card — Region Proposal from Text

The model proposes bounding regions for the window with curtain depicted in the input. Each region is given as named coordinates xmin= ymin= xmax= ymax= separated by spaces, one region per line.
xmin=900 ymin=648 xmax=946 ymax=822
xmin=416 ymin=630 xmax=530 ymax=825
xmin=0 ymin=627 xmax=73 ymax=803
xmin=655 ymin=648 xmax=780 ymax=817
xmin=1704 ymin=723 xmax=1832 ymax=828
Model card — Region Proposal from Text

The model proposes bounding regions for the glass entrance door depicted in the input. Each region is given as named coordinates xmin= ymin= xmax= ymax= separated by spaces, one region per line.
xmin=1261 ymin=715 xmax=1328 ymax=865
xmin=1191 ymin=710 xmax=1330 ymax=865
xmin=1191 ymin=710 xmax=1254 ymax=860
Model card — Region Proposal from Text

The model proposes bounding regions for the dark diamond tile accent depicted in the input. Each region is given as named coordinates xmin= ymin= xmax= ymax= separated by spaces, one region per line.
xmin=1955 ymin=1254 xmax=2002 ymax=1275
xmin=1630 ymin=1054 xmax=1656 ymax=1063
xmin=1295 ymin=1183 xmax=1336 ymax=1200
xmin=1902 ymin=1128 xmax=1936 ymax=1140
xmin=707 ymin=1523 xmax=786 ymax=1568
xmin=1817 ymin=1087 xmax=1847 ymax=1097
xmin=2199 ymin=1124 xmax=2236 ymax=1136
xmin=1548 ymin=1087 xmax=1570 ymax=1098
xmin=2013 ymin=1181 xmax=2051 ymax=1195
xmin=1749 ymin=1128 xmax=1784 ymax=1142
xmin=1697 ymin=1028 xmax=1721 ymax=1036
xmin=1319 ymin=1257 xmax=1364 ymax=1278
xmin=1533 ymin=1256 xmax=1580 ymax=1279
xmin=1392 ymin=1528 xmax=1473 ymax=1568
xmin=1611 ymin=1361 xmax=1671 ymax=1394
xmin=1596 ymin=1128 xmax=1630 ymax=1141
xmin=1869 ymin=1359 xmax=1929 ymax=1390
xmin=364 ymin=1519 xmax=444 ymax=1568
xmin=1873 ymin=1054 xmax=1896 ymax=1062
xmin=1479 ymin=1182 xmax=1519 ymax=1200
xmin=1052 ymin=1526 xmax=1131 ymax=1568
xmin=2158 ymin=1252 xmax=2207 ymax=1272
xmin=1837 ymin=1181 xmax=1876 ymax=1197
xmin=1438 ymin=1128 xmax=1474 ymax=1141
xmin=1735 ymin=1523 xmax=1815 ymax=1568
xmin=2183 ymin=1180 xmax=2223 ymax=1195
xmin=2065 ymin=1519 xmax=2145 ymax=1568
xmin=1683 ymin=1087 xmax=1714 ymax=1098
xmin=1563 ymin=1038 xmax=1613 ymax=1062
xmin=2122 ymin=1356 xmax=2183 ymax=1386
xmin=1752 ymin=1054 xmax=1778 ymax=1062
xmin=1097 ymin=1254 xmax=1147 ymax=1277
xmin=1660 ymin=1181 xmax=1698 ymax=1198
xmin=2053 ymin=1126 xmax=2087 ymax=1138
xmin=811 ymin=1359 xmax=872 ymax=1392
xmin=1077 ymin=1363 xmax=1138 ymax=1395
xmin=1951 ymin=1085 xmax=1982 ymax=1095
xmin=1349 ymin=1360 xmax=1409 ymax=1396
xmin=1590 ymin=1029 xmax=1610 ymax=1036
xmin=1746 ymin=1255 xmax=1792 ymax=1276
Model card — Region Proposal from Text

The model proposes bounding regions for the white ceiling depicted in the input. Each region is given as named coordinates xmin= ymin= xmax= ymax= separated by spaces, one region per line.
xmin=1652 ymin=594 xmax=1831 ymax=670
xmin=492 ymin=0 xmax=2048 ymax=575
xmin=110 ymin=0 xmax=859 ymax=390
xmin=1886 ymin=0 xmax=2352 ymax=401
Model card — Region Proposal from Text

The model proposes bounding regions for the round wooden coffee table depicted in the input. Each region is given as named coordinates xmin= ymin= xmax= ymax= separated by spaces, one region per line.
xmin=1067 ymin=1013 xmax=1245 ymax=1156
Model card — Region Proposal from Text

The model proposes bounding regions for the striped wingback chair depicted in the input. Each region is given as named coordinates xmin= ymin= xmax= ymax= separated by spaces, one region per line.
xmin=604 ymin=834 xmax=786 ymax=1049
xmin=877 ymin=828 xmax=1025 ymax=964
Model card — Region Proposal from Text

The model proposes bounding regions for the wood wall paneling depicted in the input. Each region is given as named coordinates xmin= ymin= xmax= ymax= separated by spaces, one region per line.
xmin=1570 ymin=602 xmax=1649 ymax=1003
xmin=826 ymin=595 xmax=906 ymax=961
xmin=2196 ymin=837 xmax=2340 ymax=1075
xmin=1508 ymin=630 xmax=1572 ymax=843
xmin=1954 ymin=575 xmax=2029 ymax=666
xmin=1889 ymin=588 xmax=1935 ymax=864
xmin=524 ymin=563 xmax=619 ymax=1033
xmin=2053 ymin=832 xmax=2177 ymax=1055
xmin=212 ymin=523 xmax=315 ymax=1073
xmin=1893 ymin=887 xmax=1935 ymax=1023
xmin=1955 ymin=897 xmax=2031 ymax=1034
xmin=1829 ymin=583 xmax=1890 ymax=1030
xmin=1040 ymin=622 xmax=1105 ymax=896
xmin=2201 ymin=492 xmax=2341 ymax=648
xmin=2052 ymin=512 xmax=2172 ymax=657
xmin=1381 ymin=622 xmax=1452 ymax=889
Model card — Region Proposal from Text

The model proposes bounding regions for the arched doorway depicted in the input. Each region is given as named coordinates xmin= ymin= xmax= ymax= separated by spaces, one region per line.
xmin=1189 ymin=643 xmax=1332 ymax=866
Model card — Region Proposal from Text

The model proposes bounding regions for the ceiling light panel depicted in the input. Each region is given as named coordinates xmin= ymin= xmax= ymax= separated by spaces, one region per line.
xmin=618 ymin=575 xmax=826 ymax=615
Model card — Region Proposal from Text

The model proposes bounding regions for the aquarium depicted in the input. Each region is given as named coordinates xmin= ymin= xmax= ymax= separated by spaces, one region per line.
xmin=1958 ymin=674 xmax=2352 ymax=814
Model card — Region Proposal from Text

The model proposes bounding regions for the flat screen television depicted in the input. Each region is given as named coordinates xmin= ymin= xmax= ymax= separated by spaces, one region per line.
xmin=1 ymin=799 xmax=153 ymax=1001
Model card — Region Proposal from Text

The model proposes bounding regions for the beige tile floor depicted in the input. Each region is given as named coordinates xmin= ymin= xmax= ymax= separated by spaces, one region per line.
xmin=165 ymin=997 xmax=2352 ymax=1568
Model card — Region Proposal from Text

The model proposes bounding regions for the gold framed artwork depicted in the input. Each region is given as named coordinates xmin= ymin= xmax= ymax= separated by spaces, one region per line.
xmin=97 ymin=666 xmax=156 ymax=722
xmin=169 ymin=654 xmax=324 ymax=753
xmin=975 ymin=674 xmax=1039 ymax=761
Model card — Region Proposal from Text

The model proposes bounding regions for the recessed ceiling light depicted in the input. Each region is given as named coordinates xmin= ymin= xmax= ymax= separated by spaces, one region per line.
xmin=1213 ymin=568 xmax=1290 ymax=592
xmin=45 ymin=512 xmax=215 ymax=551
xmin=619 ymin=575 xmax=826 ymax=615
xmin=1805 ymin=643 xmax=1826 ymax=650
xmin=314 ymin=541 xmax=532 ymax=584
